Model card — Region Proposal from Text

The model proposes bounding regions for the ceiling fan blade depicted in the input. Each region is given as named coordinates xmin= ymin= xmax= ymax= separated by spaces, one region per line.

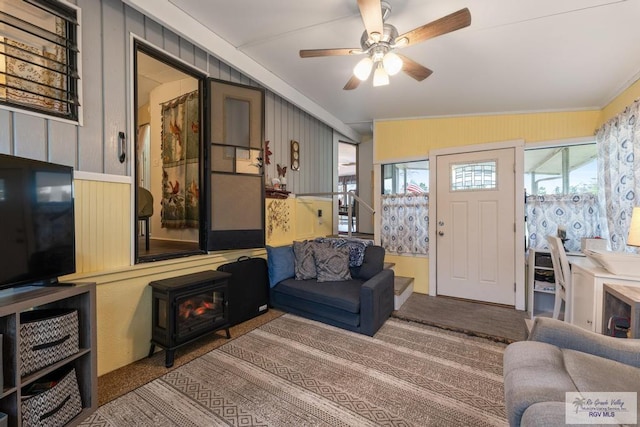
xmin=397 ymin=54 xmax=433 ymax=81
xmin=357 ymin=0 xmax=383 ymax=41
xmin=299 ymin=48 xmax=363 ymax=58
xmin=396 ymin=8 xmax=471 ymax=47
xmin=343 ymin=75 xmax=361 ymax=90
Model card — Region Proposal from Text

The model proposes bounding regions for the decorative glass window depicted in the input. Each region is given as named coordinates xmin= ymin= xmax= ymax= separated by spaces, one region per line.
xmin=0 ymin=0 xmax=79 ymax=120
xmin=382 ymin=160 xmax=429 ymax=195
xmin=450 ymin=161 xmax=497 ymax=191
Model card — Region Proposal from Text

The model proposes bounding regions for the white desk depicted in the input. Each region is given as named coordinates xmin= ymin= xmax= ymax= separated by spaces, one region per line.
xmin=569 ymin=257 xmax=640 ymax=333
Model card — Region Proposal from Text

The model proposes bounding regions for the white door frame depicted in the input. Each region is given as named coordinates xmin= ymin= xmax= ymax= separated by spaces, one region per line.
xmin=429 ymin=139 xmax=526 ymax=310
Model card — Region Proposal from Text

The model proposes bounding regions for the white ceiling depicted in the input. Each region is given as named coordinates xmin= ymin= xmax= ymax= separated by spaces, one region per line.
xmin=132 ymin=0 xmax=640 ymax=138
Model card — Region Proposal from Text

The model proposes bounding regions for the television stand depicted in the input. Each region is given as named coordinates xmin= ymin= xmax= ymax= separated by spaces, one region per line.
xmin=0 ymin=283 xmax=97 ymax=426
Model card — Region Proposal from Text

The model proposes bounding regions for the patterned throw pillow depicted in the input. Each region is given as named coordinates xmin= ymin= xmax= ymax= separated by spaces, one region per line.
xmin=293 ymin=240 xmax=318 ymax=280
xmin=314 ymin=237 xmax=373 ymax=267
xmin=314 ymin=245 xmax=352 ymax=282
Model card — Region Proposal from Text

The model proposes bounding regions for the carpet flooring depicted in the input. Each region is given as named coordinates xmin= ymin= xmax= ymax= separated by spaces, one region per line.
xmin=97 ymin=310 xmax=284 ymax=406
xmin=393 ymin=293 xmax=529 ymax=343
xmin=81 ymin=314 xmax=507 ymax=427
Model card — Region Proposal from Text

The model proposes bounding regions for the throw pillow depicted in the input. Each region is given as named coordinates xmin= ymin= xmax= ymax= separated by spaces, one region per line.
xmin=314 ymin=237 xmax=373 ymax=267
xmin=314 ymin=245 xmax=352 ymax=282
xmin=292 ymin=240 xmax=321 ymax=280
xmin=266 ymin=245 xmax=295 ymax=288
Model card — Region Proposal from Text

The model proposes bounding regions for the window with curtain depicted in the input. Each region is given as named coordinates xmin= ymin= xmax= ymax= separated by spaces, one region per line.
xmin=381 ymin=160 xmax=429 ymax=255
xmin=0 ymin=0 xmax=79 ymax=120
xmin=524 ymin=143 xmax=600 ymax=251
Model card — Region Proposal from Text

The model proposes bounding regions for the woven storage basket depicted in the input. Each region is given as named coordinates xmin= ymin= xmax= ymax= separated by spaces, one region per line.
xmin=21 ymin=368 xmax=82 ymax=427
xmin=20 ymin=309 xmax=79 ymax=377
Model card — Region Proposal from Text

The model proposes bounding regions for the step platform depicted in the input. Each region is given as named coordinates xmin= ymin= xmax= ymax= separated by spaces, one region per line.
xmin=394 ymin=276 xmax=414 ymax=310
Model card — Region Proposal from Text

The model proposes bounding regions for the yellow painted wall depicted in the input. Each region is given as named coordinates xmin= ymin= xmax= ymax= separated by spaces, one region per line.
xmin=599 ymin=78 xmax=640 ymax=127
xmin=375 ymin=110 xmax=600 ymax=162
xmin=266 ymin=197 xmax=333 ymax=246
xmin=73 ymin=179 xmax=131 ymax=274
xmin=386 ymin=254 xmax=429 ymax=294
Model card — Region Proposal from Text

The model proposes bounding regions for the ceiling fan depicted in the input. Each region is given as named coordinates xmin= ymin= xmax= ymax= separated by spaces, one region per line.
xmin=299 ymin=0 xmax=471 ymax=90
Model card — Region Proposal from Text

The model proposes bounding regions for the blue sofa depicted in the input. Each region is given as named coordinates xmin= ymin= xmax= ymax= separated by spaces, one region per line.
xmin=268 ymin=244 xmax=394 ymax=336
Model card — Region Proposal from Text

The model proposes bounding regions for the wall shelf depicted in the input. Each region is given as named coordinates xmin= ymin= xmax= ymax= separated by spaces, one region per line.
xmin=528 ymin=249 xmax=559 ymax=319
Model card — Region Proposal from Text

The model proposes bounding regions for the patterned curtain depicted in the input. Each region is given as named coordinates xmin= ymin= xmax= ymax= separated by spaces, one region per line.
xmin=596 ymin=99 xmax=640 ymax=251
xmin=4 ymin=19 xmax=66 ymax=113
xmin=381 ymin=193 xmax=429 ymax=255
xmin=161 ymin=91 xmax=200 ymax=229
xmin=526 ymin=194 xmax=602 ymax=252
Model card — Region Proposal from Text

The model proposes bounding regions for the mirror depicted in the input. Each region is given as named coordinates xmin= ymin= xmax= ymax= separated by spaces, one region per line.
xmin=134 ymin=43 xmax=204 ymax=262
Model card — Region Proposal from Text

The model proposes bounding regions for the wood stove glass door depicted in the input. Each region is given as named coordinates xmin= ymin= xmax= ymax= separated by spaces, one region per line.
xmin=176 ymin=288 xmax=226 ymax=340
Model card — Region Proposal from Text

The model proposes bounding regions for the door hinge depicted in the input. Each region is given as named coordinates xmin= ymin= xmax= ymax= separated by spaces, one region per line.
xmin=514 ymin=223 xmax=516 ymax=232
xmin=514 ymin=282 xmax=516 ymax=293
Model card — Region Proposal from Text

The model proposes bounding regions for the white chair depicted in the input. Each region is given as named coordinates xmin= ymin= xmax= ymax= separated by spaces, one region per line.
xmin=547 ymin=235 xmax=571 ymax=321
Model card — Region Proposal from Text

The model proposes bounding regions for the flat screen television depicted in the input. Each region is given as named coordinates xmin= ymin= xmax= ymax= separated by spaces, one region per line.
xmin=0 ymin=154 xmax=75 ymax=289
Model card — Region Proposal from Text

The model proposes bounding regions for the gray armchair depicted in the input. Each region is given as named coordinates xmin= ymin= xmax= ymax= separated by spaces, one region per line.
xmin=503 ymin=317 xmax=640 ymax=426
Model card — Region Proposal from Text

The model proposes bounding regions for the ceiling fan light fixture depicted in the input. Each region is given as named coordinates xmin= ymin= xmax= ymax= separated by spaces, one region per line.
xmin=373 ymin=63 xmax=389 ymax=87
xmin=382 ymin=51 xmax=403 ymax=75
xmin=354 ymin=56 xmax=374 ymax=81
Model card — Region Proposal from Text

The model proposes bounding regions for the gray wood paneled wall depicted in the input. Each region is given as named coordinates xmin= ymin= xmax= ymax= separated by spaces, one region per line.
xmin=0 ymin=0 xmax=334 ymax=194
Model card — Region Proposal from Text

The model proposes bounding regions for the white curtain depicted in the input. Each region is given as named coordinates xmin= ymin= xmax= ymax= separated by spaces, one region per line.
xmin=596 ymin=100 xmax=640 ymax=251
xmin=526 ymin=194 xmax=601 ymax=252
xmin=381 ymin=193 xmax=429 ymax=255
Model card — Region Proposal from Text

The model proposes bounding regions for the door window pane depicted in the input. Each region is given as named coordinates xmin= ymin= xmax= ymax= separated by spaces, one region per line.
xmin=450 ymin=161 xmax=497 ymax=191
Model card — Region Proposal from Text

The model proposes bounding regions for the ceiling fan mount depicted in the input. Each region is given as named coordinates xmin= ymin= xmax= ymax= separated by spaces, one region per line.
xmin=299 ymin=0 xmax=471 ymax=90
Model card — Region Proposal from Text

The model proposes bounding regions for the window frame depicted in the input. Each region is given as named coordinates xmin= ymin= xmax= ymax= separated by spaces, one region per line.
xmin=0 ymin=0 xmax=81 ymax=122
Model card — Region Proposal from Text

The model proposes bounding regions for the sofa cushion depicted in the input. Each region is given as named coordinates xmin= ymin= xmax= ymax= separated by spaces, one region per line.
xmin=503 ymin=341 xmax=578 ymax=427
xmin=352 ymin=245 xmax=385 ymax=280
xmin=563 ymin=348 xmax=640 ymax=392
xmin=269 ymin=290 xmax=360 ymax=328
xmin=273 ymin=278 xmax=362 ymax=313
xmin=314 ymin=245 xmax=352 ymax=282
xmin=266 ymin=245 xmax=295 ymax=288
xmin=293 ymin=240 xmax=319 ymax=280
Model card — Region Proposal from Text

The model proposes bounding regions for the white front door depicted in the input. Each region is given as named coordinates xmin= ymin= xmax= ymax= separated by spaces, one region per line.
xmin=436 ymin=148 xmax=516 ymax=305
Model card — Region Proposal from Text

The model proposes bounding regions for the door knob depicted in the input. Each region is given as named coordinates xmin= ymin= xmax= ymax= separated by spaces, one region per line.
xmin=438 ymin=231 xmax=444 ymax=236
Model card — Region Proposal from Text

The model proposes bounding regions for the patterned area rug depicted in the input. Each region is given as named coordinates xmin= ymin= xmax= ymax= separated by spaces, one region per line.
xmin=80 ymin=314 xmax=508 ymax=426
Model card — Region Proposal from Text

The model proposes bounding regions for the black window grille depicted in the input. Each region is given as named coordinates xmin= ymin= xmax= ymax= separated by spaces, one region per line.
xmin=0 ymin=0 xmax=79 ymax=120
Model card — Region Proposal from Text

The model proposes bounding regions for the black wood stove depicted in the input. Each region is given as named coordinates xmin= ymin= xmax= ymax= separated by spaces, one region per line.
xmin=148 ymin=270 xmax=231 ymax=367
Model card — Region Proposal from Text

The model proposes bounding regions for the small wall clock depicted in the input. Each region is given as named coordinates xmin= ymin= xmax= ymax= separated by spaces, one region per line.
xmin=291 ymin=140 xmax=300 ymax=171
